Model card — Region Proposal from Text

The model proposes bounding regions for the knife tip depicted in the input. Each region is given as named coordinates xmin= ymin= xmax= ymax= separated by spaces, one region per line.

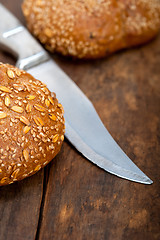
xmin=143 ymin=177 xmax=153 ymax=185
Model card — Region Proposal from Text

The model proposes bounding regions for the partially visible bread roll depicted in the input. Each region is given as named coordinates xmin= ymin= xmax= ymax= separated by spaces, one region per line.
xmin=0 ymin=63 xmax=65 ymax=186
xmin=22 ymin=0 xmax=160 ymax=59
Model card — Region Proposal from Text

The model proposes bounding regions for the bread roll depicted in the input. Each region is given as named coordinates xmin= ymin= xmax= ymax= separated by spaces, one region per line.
xmin=0 ymin=63 xmax=65 ymax=186
xmin=22 ymin=0 xmax=160 ymax=59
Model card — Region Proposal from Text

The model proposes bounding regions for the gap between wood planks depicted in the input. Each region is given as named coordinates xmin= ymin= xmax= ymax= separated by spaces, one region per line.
xmin=35 ymin=163 xmax=51 ymax=240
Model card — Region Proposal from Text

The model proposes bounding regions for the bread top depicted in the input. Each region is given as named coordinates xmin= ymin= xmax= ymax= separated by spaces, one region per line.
xmin=0 ymin=63 xmax=65 ymax=186
xmin=22 ymin=0 xmax=160 ymax=59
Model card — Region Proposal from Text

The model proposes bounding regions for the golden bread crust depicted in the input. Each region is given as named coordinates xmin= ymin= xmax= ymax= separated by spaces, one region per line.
xmin=22 ymin=0 xmax=160 ymax=59
xmin=0 ymin=63 xmax=65 ymax=186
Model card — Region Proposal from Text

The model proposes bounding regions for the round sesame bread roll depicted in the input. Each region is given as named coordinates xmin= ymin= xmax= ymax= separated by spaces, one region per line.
xmin=0 ymin=63 xmax=65 ymax=186
xmin=22 ymin=0 xmax=160 ymax=59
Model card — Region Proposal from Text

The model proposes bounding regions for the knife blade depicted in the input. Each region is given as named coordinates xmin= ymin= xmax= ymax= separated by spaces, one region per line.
xmin=0 ymin=4 xmax=152 ymax=184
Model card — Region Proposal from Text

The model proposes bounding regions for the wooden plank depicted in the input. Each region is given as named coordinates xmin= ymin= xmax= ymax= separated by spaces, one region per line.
xmin=38 ymin=36 xmax=160 ymax=239
xmin=0 ymin=1 xmax=44 ymax=240
xmin=0 ymin=172 xmax=43 ymax=240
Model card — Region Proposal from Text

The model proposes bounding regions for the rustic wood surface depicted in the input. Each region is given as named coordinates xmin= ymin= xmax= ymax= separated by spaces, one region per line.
xmin=0 ymin=1 xmax=160 ymax=240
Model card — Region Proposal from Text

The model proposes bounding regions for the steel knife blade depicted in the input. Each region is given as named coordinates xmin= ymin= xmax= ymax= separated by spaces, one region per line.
xmin=0 ymin=4 xmax=153 ymax=184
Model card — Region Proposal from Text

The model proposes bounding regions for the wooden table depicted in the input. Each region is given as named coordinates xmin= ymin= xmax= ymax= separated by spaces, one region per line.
xmin=0 ymin=1 xmax=160 ymax=239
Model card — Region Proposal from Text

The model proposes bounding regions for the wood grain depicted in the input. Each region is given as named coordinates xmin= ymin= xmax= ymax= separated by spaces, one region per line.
xmin=0 ymin=1 xmax=160 ymax=240
xmin=0 ymin=172 xmax=43 ymax=240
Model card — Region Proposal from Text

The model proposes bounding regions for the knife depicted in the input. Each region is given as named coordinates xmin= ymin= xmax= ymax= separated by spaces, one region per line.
xmin=0 ymin=4 xmax=152 ymax=184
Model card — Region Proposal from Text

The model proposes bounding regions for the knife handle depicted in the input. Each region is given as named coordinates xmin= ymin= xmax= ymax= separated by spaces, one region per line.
xmin=0 ymin=4 xmax=49 ymax=69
